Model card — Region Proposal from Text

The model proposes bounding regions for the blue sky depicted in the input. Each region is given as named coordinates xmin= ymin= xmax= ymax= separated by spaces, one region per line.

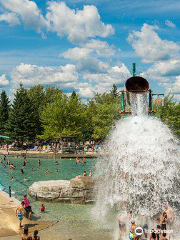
xmin=0 ymin=0 xmax=180 ymax=99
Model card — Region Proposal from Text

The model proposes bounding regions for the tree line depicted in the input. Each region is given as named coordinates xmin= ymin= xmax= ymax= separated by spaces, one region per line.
xmin=0 ymin=84 xmax=180 ymax=144
xmin=0 ymin=84 xmax=121 ymax=143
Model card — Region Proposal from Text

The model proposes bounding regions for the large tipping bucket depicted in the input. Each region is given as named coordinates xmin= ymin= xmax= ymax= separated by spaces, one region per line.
xmin=125 ymin=76 xmax=149 ymax=93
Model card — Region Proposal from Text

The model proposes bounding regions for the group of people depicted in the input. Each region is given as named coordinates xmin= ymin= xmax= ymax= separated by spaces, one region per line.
xmin=21 ymin=227 xmax=40 ymax=240
xmin=118 ymin=204 xmax=174 ymax=240
xmin=16 ymin=196 xmax=46 ymax=239
xmin=76 ymin=157 xmax=86 ymax=164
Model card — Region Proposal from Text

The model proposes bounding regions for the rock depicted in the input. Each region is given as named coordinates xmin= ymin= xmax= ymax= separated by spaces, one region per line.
xmin=28 ymin=177 xmax=95 ymax=204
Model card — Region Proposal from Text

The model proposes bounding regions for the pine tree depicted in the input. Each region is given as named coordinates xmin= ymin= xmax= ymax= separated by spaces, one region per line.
xmin=0 ymin=90 xmax=10 ymax=134
xmin=7 ymin=84 xmax=37 ymax=143
xmin=71 ymin=91 xmax=77 ymax=99
xmin=111 ymin=84 xmax=119 ymax=98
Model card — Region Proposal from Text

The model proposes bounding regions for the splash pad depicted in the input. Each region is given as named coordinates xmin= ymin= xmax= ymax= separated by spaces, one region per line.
xmin=93 ymin=73 xmax=180 ymax=239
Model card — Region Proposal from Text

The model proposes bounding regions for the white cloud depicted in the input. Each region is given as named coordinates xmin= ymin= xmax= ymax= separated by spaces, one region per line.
xmin=165 ymin=20 xmax=176 ymax=28
xmin=0 ymin=1 xmax=114 ymax=43
xmin=7 ymin=61 xmax=131 ymax=99
xmin=83 ymin=63 xmax=131 ymax=92
xmin=128 ymin=23 xmax=180 ymax=63
xmin=164 ymin=76 xmax=180 ymax=94
xmin=0 ymin=74 xmax=9 ymax=86
xmin=75 ymin=82 xmax=94 ymax=98
xmin=143 ymin=59 xmax=180 ymax=78
xmin=62 ymin=40 xmax=115 ymax=60
xmin=11 ymin=63 xmax=78 ymax=88
xmin=46 ymin=1 xmax=114 ymax=43
xmin=0 ymin=12 xmax=20 ymax=25
xmin=83 ymin=39 xmax=115 ymax=57
xmin=0 ymin=0 xmax=48 ymax=33
xmin=62 ymin=47 xmax=92 ymax=60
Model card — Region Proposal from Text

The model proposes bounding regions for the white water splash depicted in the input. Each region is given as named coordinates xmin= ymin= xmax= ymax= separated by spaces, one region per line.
xmin=93 ymin=93 xmax=180 ymax=238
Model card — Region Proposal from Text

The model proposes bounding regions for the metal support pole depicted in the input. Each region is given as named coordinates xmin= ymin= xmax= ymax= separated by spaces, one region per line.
xmin=149 ymin=89 xmax=152 ymax=111
xmin=121 ymin=91 xmax=125 ymax=111
xmin=133 ymin=63 xmax=136 ymax=77
xmin=9 ymin=186 xmax=11 ymax=198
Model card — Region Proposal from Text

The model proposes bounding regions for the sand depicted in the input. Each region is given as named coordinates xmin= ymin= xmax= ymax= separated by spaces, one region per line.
xmin=0 ymin=190 xmax=56 ymax=239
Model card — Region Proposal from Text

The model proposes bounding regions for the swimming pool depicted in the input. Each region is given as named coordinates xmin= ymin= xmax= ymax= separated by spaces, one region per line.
xmin=0 ymin=156 xmax=96 ymax=197
xmin=0 ymin=156 xmax=115 ymax=240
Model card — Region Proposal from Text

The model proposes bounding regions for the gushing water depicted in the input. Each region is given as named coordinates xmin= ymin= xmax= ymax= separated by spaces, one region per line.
xmin=93 ymin=93 xmax=180 ymax=238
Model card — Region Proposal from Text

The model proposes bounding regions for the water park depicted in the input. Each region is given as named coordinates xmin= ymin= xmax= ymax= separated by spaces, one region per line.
xmin=0 ymin=64 xmax=179 ymax=240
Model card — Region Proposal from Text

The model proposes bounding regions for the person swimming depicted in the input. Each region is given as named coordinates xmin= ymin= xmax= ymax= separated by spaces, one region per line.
xmin=40 ymin=204 xmax=45 ymax=212
xmin=83 ymin=171 xmax=87 ymax=176
xmin=45 ymin=169 xmax=51 ymax=173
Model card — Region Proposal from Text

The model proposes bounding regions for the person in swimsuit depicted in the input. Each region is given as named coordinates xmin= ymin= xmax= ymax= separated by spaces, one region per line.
xmin=21 ymin=227 xmax=32 ymax=240
xmin=76 ymin=157 xmax=80 ymax=164
xmin=160 ymin=233 xmax=169 ymax=240
xmin=164 ymin=203 xmax=174 ymax=227
xmin=16 ymin=201 xmax=25 ymax=229
xmin=40 ymin=204 xmax=45 ymax=212
xmin=156 ymin=225 xmax=161 ymax=240
xmin=149 ymin=229 xmax=157 ymax=240
xmin=23 ymin=195 xmax=32 ymax=219
xmin=33 ymin=230 xmax=40 ymax=240
xmin=161 ymin=212 xmax=168 ymax=234
xmin=129 ymin=220 xmax=139 ymax=240
xmin=38 ymin=159 xmax=41 ymax=167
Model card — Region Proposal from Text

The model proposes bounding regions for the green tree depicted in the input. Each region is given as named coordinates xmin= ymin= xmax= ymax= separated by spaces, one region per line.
xmin=155 ymin=95 xmax=180 ymax=138
xmin=40 ymin=93 xmax=87 ymax=140
xmin=0 ymin=90 xmax=10 ymax=134
xmin=44 ymin=86 xmax=63 ymax=105
xmin=71 ymin=91 xmax=77 ymax=99
xmin=7 ymin=84 xmax=37 ymax=143
xmin=90 ymin=92 xmax=122 ymax=140
xmin=111 ymin=84 xmax=119 ymax=98
xmin=27 ymin=85 xmax=45 ymax=135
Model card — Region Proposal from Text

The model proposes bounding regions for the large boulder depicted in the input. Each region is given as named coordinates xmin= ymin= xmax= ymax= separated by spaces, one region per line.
xmin=28 ymin=177 xmax=95 ymax=204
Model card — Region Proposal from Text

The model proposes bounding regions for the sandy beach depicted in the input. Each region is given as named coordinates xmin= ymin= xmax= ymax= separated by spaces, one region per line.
xmin=0 ymin=190 xmax=56 ymax=239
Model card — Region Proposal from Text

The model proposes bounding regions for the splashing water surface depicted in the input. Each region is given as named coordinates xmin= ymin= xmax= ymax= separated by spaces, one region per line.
xmin=93 ymin=93 xmax=180 ymax=239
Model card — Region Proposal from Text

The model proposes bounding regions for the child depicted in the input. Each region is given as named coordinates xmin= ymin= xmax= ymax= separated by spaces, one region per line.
xmin=40 ymin=204 xmax=45 ymax=212
xmin=33 ymin=230 xmax=40 ymax=240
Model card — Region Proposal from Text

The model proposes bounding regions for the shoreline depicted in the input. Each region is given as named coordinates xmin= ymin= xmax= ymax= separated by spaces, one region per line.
xmin=0 ymin=189 xmax=56 ymax=238
xmin=0 ymin=150 xmax=99 ymax=159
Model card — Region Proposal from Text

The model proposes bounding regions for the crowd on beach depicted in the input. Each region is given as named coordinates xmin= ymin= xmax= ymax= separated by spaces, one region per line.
xmin=118 ymin=204 xmax=174 ymax=240
xmin=0 ymin=141 xmax=102 ymax=154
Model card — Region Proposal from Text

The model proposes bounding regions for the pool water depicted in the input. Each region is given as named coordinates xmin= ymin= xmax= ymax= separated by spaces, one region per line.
xmin=0 ymin=156 xmax=96 ymax=197
xmin=0 ymin=156 xmax=114 ymax=240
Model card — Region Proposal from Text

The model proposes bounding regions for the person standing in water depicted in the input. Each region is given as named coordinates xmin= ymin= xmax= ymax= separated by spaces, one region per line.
xmin=76 ymin=157 xmax=80 ymax=164
xmin=16 ymin=201 xmax=25 ymax=229
xmin=38 ymin=159 xmax=41 ymax=166
xmin=149 ymin=229 xmax=156 ymax=240
xmin=161 ymin=212 xmax=168 ymax=232
xmin=82 ymin=157 xmax=86 ymax=164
